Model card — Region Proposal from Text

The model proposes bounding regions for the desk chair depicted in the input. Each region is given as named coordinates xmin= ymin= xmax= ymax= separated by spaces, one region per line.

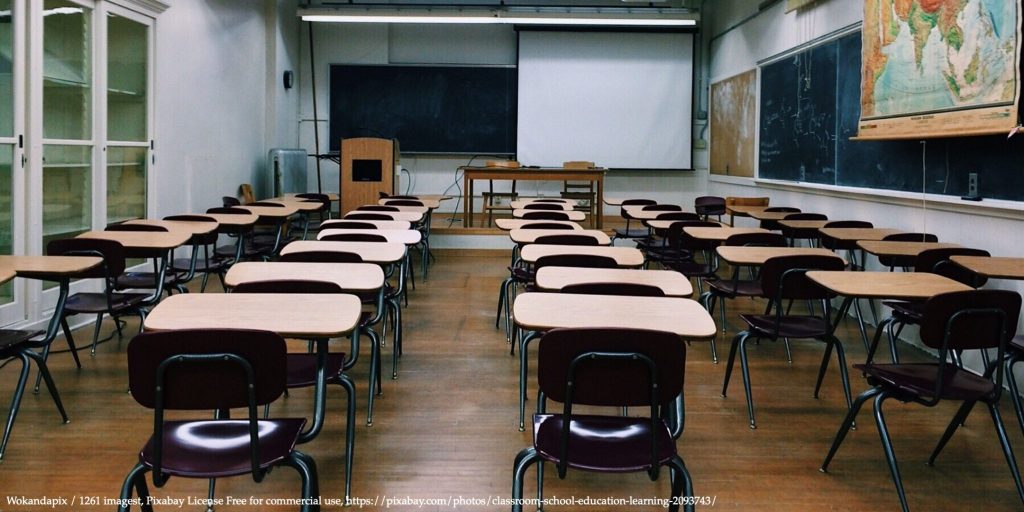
xmin=721 ymin=254 xmax=850 ymax=429
xmin=46 ymin=238 xmax=150 ymax=362
xmin=0 ymin=329 xmax=68 ymax=460
xmin=106 ymin=223 xmax=185 ymax=296
xmin=780 ymin=213 xmax=827 ymax=247
xmin=821 ymin=290 xmax=1024 ymax=512
xmin=694 ymin=196 xmax=726 ymax=222
xmin=521 ymin=211 xmax=575 ymax=221
xmin=611 ymin=199 xmax=656 ymax=245
xmin=208 ymin=207 xmax=261 ymax=263
xmin=511 ymin=328 xmax=694 ymax=512
xmin=165 ymin=215 xmax=226 ymax=293
xmin=820 ymin=220 xmax=874 ymax=270
xmin=295 ymin=193 xmax=332 ymax=232
xmin=758 ymin=207 xmax=801 ymax=231
xmin=120 ymin=329 xmax=319 ymax=512
xmin=877 ymin=233 xmax=939 ymax=271
xmin=357 ymin=205 xmax=400 ymax=212
xmin=248 ymin=201 xmax=295 ymax=255
xmin=231 ymin=280 xmax=357 ymax=499
xmin=875 ymin=247 xmax=989 ymax=364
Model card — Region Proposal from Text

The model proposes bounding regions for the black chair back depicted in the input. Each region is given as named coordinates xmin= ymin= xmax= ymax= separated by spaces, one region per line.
xmin=655 ymin=212 xmax=700 ymax=221
xmin=533 ymin=234 xmax=600 ymax=246
xmin=47 ymin=238 xmax=127 ymax=279
xmin=535 ymin=254 xmax=618 ymax=270
xmin=523 ymin=203 xmax=565 ymax=210
xmin=783 ymin=212 xmax=826 ymax=220
xmin=724 ymin=232 xmax=787 ymax=247
xmin=321 ymin=220 xmax=377 ymax=230
xmin=760 ymin=254 xmax=845 ymax=302
xmin=356 ymin=205 xmax=400 ymax=212
xmin=519 ymin=222 xmax=575 ymax=230
xmin=222 ymin=196 xmax=240 ymax=207
xmin=278 ymin=251 xmax=363 ymax=263
xmin=320 ymin=233 xmax=388 ymax=243
xmin=919 ymin=290 xmax=1021 ymax=354
xmin=106 ymin=223 xmax=167 ymax=232
xmin=823 ymin=220 xmax=872 ymax=229
xmin=693 ymin=196 xmax=726 ymax=217
xmin=165 ymin=215 xmax=219 ymax=245
xmin=522 ymin=211 xmax=572 ymax=220
xmin=385 ymin=200 xmax=424 ymax=207
xmin=878 ymin=233 xmax=940 ymax=268
xmin=233 ymin=279 xmax=343 ymax=295
xmin=561 ymin=282 xmax=665 ymax=297
xmin=641 ymin=204 xmax=682 ymax=212
xmin=345 ymin=213 xmax=394 ymax=221
xmin=916 ymin=247 xmax=990 ymax=288
xmin=128 ymin=329 xmax=287 ymax=410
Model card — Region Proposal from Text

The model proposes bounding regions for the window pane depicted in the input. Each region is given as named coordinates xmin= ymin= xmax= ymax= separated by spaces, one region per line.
xmin=107 ymin=146 xmax=145 ymax=223
xmin=43 ymin=0 xmax=91 ymax=141
xmin=43 ymin=144 xmax=91 ymax=249
xmin=0 ymin=1 xmax=13 ymax=138
xmin=107 ymin=15 xmax=146 ymax=141
xmin=0 ymin=145 xmax=11 ymax=304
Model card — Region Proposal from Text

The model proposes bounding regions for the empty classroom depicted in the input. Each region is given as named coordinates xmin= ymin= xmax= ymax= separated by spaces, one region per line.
xmin=1 ymin=1 xmax=1023 ymax=511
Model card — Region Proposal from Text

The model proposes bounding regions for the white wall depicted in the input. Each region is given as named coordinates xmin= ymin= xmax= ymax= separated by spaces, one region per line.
xmin=706 ymin=0 xmax=1024 ymax=369
xmin=296 ymin=22 xmax=708 ymax=214
xmin=152 ymin=0 xmax=284 ymax=217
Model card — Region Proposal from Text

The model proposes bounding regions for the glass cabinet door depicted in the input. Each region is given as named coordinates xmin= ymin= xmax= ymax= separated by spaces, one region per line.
xmin=105 ymin=11 xmax=148 ymax=224
xmin=0 ymin=0 xmax=18 ymax=315
xmin=41 ymin=0 xmax=93 ymax=245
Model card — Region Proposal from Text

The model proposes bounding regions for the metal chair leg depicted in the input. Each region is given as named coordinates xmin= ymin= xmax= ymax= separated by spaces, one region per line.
xmin=872 ymin=392 xmax=910 ymax=512
xmin=820 ymin=387 xmax=881 ymax=472
xmin=511 ymin=448 xmax=540 ymax=512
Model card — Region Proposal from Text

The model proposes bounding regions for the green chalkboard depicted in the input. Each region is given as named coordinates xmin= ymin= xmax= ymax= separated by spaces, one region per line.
xmin=759 ymin=31 xmax=1024 ymax=200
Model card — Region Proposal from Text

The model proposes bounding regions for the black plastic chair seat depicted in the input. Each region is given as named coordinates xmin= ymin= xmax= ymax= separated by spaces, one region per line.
xmin=706 ymin=279 xmax=762 ymax=298
xmin=215 ymin=243 xmax=263 ymax=259
xmin=115 ymin=271 xmax=187 ymax=290
xmin=139 ymin=418 xmax=306 ymax=478
xmin=532 ymin=413 xmax=675 ymax=472
xmin=170 ymin=257 xmax=229 ymax=273
xmin=613 ymin=228 xmax=649 ymax=239
xmin=739 ymin=314 xmax=831 ymax=339
xmin=65 ymin=292 xmax=149 ymax=314
xmin=666 ymin=260 xmax=714 ymax=277
xmin=0 ymin=330 xmax=42 ymax=353
xmin=284 ymin=353 xmax=346 ymax=388
xmin=855 ymin=363 xmax=997 ymax=402
xmin=510 ymin=267 xmax=534 ymax=282
xmin=882 ymin=300 xmax=924 ymax=321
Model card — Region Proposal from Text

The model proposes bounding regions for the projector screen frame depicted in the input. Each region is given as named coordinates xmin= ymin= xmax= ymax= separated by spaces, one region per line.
xmin=513 ymin=25 xmax=697 ymax=172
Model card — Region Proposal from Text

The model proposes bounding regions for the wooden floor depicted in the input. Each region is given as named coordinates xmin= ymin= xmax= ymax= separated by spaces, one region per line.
xmin=1 ymin=251 xmax=1023 ymax=511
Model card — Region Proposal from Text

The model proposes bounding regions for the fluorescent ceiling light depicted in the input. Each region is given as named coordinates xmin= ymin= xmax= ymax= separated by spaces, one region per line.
xmin=300 ymin=9 xmax=697 ymax=27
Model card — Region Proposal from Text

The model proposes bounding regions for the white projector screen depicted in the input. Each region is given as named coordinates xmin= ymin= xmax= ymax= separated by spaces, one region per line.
xmin=516 ymin=30 xmax=694 ymax=170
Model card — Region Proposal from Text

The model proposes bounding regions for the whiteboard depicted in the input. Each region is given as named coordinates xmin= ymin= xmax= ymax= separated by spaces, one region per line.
xmin=516 ymin=31 xmax=694 ymax=170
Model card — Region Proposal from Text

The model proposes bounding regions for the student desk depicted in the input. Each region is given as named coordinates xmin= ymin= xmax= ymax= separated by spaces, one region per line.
xmin=509 ymin=200 xmax=573 ymax=210
xmin=267 ymin=199 xmax=323 ymax=212
xmin=494 ymin=219 xmax=582 ymax=231
xmin=819 ymin=228 xmax=901 ymax=243
xmin=622 ymin=208 xmax=689 ymax=221
xmin=77 ymin=230 xmax=191 ymax=301
xmin=511 ymin=209 xmax=587 ymax=221
xmin=282 ymin=240 xmax=406 ymax=266
xmin=519 ymin=245 xmax=644 ymax=267
xmin=683 ymin=226 xmax=770 ymax=242
xmin=715 ymin=246 xmax=842 ymax=266
xmin=509 ymin=229 xmax=610 ymax=246
xmin=318 ymin=229 xmax=421 ymax=245
xmin=534 ymin=266 xmax=693 ymax=297
xmin=857 ymin=241 xmax=962 ymax=259
xmin=462 ymin=166 xmax=606 ymax=228
xmin=367 ymin=205 xmax=429 ymax=215
xmin=327 ymin=220 xmax=411 ymax=230
xmin=143 ymin=292 xmax=362 ymax=497
xmin=778 ymin=220 xmax=830 ymax=230
xmin=345 ymin=210 xmax=424 ymax=223
xmin=512 ymin=292 xmax=716 ymax=430
xmin=225 ymin=261 xmax=386 ymax=428
xmin=281 ymin=240 xmax=410 ymax=382
xmin=238 ymin=204 xmax=299 ymax=218
xmin=724 ymin=204 xmax=770 ymax=226
xmin=645 ymin=219 xmax=723 ymax=231
xmin=806 ymin=271 xmax=971 ymax=362
xmin=379 ymin=197 xmax=446 ymax=209
xmin=193 ymin=212 xmax=259 ymax=228
xmin=0 ymin=256 xmax=103 ymax=346
xmin=123 ymin=218 xmax=218 ymax=237
xmin=603 ymin=197 xmax=625 ymax=206
xmin=950 ymin=256 xmax=1024 ymax=280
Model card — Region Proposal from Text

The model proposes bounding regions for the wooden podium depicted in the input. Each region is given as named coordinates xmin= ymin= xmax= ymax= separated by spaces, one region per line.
xmin=340 ymin=137 xmax=398 ymax=215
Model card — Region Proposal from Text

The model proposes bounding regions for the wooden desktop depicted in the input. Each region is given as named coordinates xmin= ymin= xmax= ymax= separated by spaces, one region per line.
xmin=460 ymin=165 xmax=607 ymax=228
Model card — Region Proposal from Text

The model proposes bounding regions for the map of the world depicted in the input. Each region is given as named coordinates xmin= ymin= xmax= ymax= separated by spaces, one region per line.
xmin=861 ymin=0 xmax=1020 ymax=136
